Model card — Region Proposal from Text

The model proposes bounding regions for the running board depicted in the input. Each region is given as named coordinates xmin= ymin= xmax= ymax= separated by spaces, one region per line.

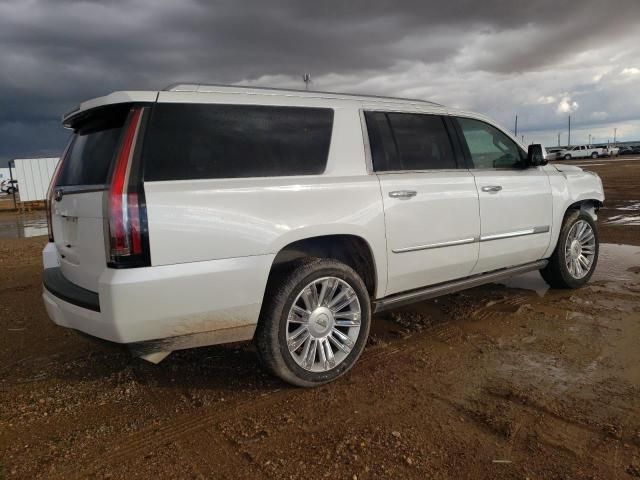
xmin=373 ymin=260 xmax=548 ymax=313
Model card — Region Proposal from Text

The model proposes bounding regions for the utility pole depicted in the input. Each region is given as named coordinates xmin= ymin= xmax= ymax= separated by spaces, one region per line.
xmin=521 ymin=135 xmax=525 ymax=143
xmin=557 ymin=132 xmax=561 ymax=147
xmin=568 ymin=115 xmax=571 ymax=146
xmin=588 ymin=134 xmax=591 ymax=145
xmin=614 ymin=128 xmax=617 ymax=145
xmin=8 ymin=160 xmax=16 ymax=210
xmin=514 ymin=115 xmax=518 ymax=136
xmin=302 ymin=73 xmax=311 ymax=91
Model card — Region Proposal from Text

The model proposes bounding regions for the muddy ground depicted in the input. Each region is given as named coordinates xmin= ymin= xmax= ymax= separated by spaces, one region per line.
xmin=1 ymin=158 xmax=640 ymax=479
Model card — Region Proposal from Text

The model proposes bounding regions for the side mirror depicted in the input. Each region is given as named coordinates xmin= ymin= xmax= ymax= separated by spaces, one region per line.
xmin=527 ymin=144 xmax=547 ymax=167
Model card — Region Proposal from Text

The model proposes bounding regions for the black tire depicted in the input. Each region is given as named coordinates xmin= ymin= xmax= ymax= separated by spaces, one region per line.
xmin=540 ymin=210 xmax=599 ymax=289
xmin=591 ymin=152 xmax=598 ymax=159
xmin=564 ymin=154 xmax=572 ymax=160
xmin=255 ymin=258 xmax=371 ymax=387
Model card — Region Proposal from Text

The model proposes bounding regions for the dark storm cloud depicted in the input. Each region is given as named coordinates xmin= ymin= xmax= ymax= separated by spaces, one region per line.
xmin=1 ymin=0 xmax=640 ymax=162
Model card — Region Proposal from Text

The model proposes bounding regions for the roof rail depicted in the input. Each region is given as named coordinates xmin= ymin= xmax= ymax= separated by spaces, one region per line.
xmin=162 ymin=83 xmax=443 ymax=106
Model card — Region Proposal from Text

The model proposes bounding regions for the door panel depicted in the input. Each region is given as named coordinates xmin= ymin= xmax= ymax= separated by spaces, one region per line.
xmin=452 ymin=116 xmax=553 ymax=273
xmin=471 ymin=169 xmax=552 ymax=273
xmin=379 ymin=172 xmax=480 ymax=296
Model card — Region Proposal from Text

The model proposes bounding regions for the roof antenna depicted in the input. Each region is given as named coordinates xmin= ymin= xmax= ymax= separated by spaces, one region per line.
xmin=302 ymin=73 xmax=312 ymax=91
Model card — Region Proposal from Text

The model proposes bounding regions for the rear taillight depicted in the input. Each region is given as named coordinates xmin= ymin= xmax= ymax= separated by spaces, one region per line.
xmin=106 ymin=107 xmax=150 ymax=268
xmin=46 ymin=139 xmax=72 ymax=242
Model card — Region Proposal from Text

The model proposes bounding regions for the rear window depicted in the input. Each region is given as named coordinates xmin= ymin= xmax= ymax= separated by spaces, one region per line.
xmin=143 ymin=104 xmax=334 ymax=181
xmin=57 ymin=104 xmax=130 ymax=187
xmin=365 ymin=111 xmax=457 ymax=171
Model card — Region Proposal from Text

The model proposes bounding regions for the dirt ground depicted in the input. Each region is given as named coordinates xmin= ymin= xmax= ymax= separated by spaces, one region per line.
xmin=1 ymin=158 xmax=640 ymax=479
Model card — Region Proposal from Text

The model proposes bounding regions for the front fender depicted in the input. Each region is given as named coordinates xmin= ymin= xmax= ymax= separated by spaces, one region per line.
xmin=543 ymin=165 xmax=605 ymax=257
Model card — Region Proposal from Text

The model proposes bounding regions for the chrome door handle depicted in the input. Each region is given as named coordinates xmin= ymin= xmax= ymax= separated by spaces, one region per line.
xmin=389 ymin=190 xmax=417 ymax=199
xmin=481 ymin=185 xmax=502 ymax=193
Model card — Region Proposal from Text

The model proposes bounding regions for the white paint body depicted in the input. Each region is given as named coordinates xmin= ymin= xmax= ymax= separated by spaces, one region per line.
xmin=13 ymin=157 xmax=60 ymax=202
xmin=42 ymin=86 xmax=605 ymax=355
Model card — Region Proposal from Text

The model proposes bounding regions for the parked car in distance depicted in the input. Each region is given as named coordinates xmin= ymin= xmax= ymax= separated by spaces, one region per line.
xmin=42 ymin=85 xmax=605 ymax=386
xmin=620 ymin=145 xmax=640 ymax=155
xmin=559 ymin=145 xmax=604 ymax=160
xmin=546 ymin=147 xmax=564 ymax=159
xmin=0 ymin=179 xmax=18 ymax=194
xmin=619 ymin=146 xmax=632 ymax=155
xmin=594 ymin=145 xmax=619 ymax=157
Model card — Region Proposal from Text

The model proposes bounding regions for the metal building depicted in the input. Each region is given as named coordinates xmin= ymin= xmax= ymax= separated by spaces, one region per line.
xmin=13 ymin=157 xmax=60 ymax=202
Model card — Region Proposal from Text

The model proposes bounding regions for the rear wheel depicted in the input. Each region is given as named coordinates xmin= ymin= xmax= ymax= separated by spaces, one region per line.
xmin=540 ymin=210 xmax=599 ymax=288
xmin=255 ymin=258 xmax=371 ymax=387
xmin=591 ymin=152 xmax=598 ymax=159
xmin=564 ymin=154 xmax=572 ymax=160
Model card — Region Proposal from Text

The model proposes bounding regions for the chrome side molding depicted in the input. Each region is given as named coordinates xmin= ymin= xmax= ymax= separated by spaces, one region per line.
xmin=392 ymin=226 xmax=550 ymax=254
xmin=480 ymin=225 xmax=550 ymax=242
xmin=373 ymin=260 xmax=548 ymax=313
xmin=392 ymin=237 xmax=477 ymax=253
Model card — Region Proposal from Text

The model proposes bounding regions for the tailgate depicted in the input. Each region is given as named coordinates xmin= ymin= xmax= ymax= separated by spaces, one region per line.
xmin=51 ymin=190 xmax=107 ymax=292
xmin=50 ymin=103 xmax=132 ymax=292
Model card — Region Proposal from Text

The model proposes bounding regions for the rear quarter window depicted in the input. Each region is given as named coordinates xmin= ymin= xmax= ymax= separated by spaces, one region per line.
xmin=142 ymin=104 xmax=334 ymax=181
xmin=57 ymin=104 xmax=130 ymax=187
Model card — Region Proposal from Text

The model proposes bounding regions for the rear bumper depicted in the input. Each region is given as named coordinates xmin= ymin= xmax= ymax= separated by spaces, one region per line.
xmin=43 ymin=267 xmax=100 ymax=312
xmin=42 ymin=247 xmax=275 ymax=351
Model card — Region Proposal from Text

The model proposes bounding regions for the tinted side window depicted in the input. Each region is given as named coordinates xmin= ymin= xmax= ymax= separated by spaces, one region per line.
xmin=57 ymin=104 xmax=131 ymax=186
xmin=387 ymin=113 xmax=456 ymax=170
xmin=365 ymin=112 xmax=456 ymax=171
xmin=364 ymin=112 xmax=397 ymax=171
xmin=143 ymin=104 xmax=333 ymax=181
xmin=457 ymin=117 xmax=524 ymax=169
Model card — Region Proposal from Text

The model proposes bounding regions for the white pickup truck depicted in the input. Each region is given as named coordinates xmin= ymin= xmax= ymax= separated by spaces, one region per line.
xmin=559 ymin=145 xmax=605 ymax=160
xmin=42 ymin=85 xmax=605 ymax=386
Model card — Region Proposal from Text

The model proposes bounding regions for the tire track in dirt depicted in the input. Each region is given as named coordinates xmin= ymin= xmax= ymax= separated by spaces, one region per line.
xmin=58 ymin=340 xmax=423 ymax=479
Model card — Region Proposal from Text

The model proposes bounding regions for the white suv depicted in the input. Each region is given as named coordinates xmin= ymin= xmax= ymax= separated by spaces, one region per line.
xmin=43 ymin=84 xmax=604 ymax=386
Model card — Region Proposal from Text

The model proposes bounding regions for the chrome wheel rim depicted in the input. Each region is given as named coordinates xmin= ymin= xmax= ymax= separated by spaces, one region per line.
xmin=564 ymin=220 xmax=596 ymax=279
xmin=286 ymin=277 xmax=361 ymax=373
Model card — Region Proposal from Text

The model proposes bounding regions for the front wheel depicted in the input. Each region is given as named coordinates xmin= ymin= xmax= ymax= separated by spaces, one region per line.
xmin=540 ymin=210 xmax=599 ymax=288
xmin=255 ymin=258 xmax=371 ymax=387
xmin=591 ymin=152 xmax=599 ymax=159
xmin=564 ymin=154 xmax=572 ymax=160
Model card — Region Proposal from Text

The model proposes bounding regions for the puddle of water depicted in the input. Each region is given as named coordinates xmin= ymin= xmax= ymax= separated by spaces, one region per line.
xmin=617 ymin=201 xmax=640 ymax=211
xmin=605 ymin=200 xmax=640 ymax=225
xmin=0 ymin=214 xmax=48 ymax=239
xmin=594 ymin=243 xmax=640 ymax=282
xmin=499 ymin=271 xmax=549 ymax=296
xmin=497 ymin=243 xmax=640 ymax=295
xmin=606 ymin=215 xmax=640 ymax=226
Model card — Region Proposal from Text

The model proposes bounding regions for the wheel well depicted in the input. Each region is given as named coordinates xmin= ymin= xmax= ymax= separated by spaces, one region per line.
xmin=270 ymin=235 xmax=377 ymax=296
xmin=567 ymin=199 xmax=603 ymax=213
xmin=565 ymin=199 xmax=603 ymax=222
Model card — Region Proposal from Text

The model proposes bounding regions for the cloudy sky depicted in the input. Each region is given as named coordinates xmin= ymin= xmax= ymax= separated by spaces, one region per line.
xmin=2 ymin=0 xmax=640 ymax=165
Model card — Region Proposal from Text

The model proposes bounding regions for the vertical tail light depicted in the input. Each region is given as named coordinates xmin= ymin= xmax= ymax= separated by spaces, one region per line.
xmin=106 ymin=107 xmax=150 ymax=267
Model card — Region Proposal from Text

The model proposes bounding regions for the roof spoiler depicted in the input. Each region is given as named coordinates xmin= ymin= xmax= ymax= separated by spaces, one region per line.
xmin=62 ymin=91 xmax=159 ymax=128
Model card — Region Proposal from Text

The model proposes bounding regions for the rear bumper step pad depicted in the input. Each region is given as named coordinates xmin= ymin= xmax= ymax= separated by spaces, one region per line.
xmin=43 ymin=267 xmax=100 ymax=312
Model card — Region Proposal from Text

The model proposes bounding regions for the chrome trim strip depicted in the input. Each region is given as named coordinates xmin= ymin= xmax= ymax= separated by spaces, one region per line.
xmin=373 ymin=260 xmax=548 ymax=312
xmin=393 ymin=225 xmax=550 ymax=253
xmin=56 ymin=184 xmax=108 ymax=194
xmin=392 ymin=237 xmax=477 ymax=253
xmin=480 ymin=225 xmax=550 ymax=242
